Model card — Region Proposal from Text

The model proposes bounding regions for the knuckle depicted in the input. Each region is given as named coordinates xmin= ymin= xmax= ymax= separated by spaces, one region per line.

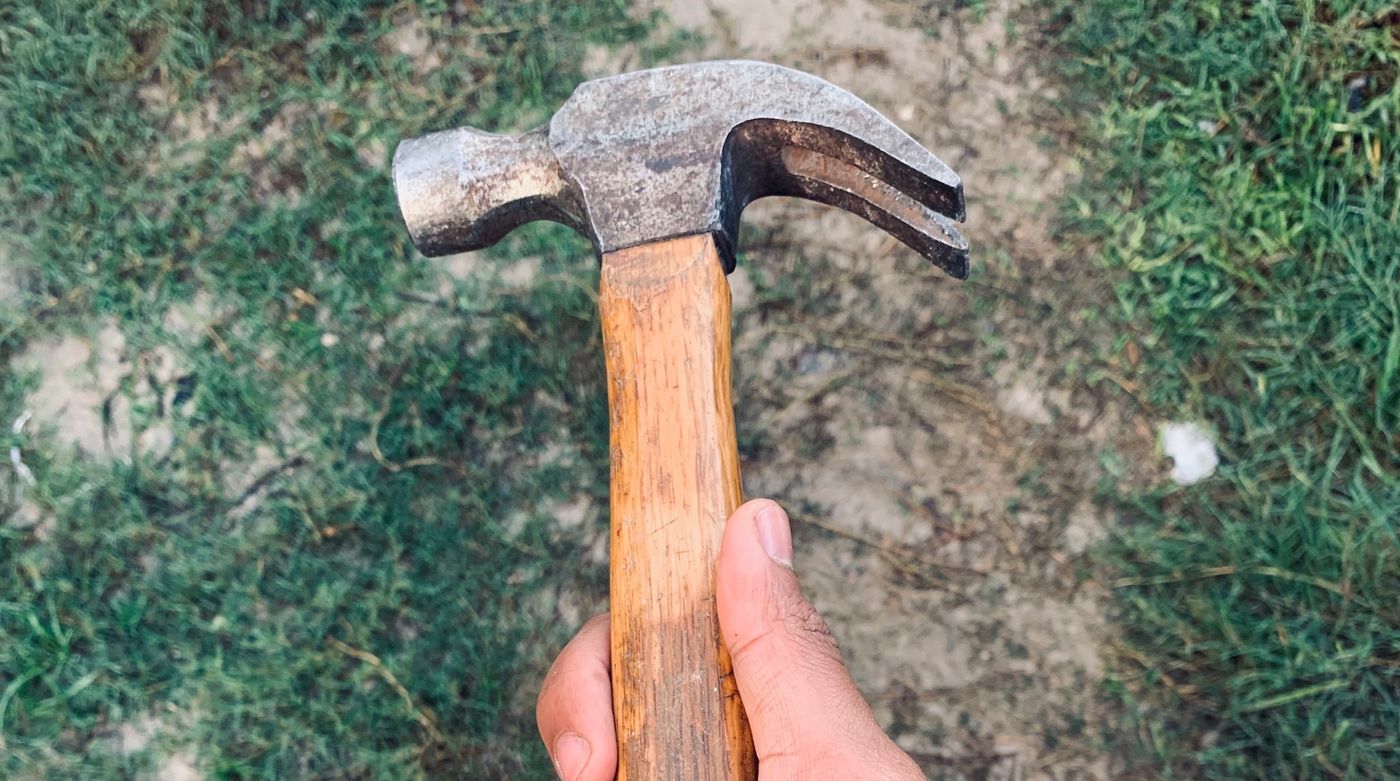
xmin=778 ymin=591 xmax=843 ymax=663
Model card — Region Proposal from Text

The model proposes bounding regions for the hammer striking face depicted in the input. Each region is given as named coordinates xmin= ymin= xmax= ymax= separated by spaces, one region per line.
xmin=392 ymin=60 xmax=968 ymax=781
xmin=393 ymin=60 xmax=969 ymax=277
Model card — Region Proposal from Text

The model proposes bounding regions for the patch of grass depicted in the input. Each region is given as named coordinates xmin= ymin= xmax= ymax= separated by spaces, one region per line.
xmin=1045 ymin=1 xmax=1398 ymax=777
xmin=1 ymin=2 xmax=678 ymax=777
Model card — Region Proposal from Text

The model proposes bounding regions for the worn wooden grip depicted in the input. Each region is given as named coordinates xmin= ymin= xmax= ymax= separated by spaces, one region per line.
xmin=599 ymin=233 xmax=757 ymax=780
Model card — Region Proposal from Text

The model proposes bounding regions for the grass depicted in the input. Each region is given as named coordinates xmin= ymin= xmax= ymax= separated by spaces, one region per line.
xmin=0 ymin=2 xmax=682 ymax=777
xmin=1046 ymin=0 xmax=1399 ymax=777
xmin=4 ymin=0 xmax=1397 ymax=778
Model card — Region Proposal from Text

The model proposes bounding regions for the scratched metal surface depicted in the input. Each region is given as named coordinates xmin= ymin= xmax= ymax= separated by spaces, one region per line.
xmin=393 ymin=60 xmax=969 ymax=277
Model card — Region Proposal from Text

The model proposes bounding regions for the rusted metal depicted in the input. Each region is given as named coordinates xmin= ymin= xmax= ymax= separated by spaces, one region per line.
xmin=393 ymin=60 xmax=969 ymax=278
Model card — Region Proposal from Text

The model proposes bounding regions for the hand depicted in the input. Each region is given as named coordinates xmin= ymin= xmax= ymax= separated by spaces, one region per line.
xmin=535 ymin=499 xmax=923 ymax=780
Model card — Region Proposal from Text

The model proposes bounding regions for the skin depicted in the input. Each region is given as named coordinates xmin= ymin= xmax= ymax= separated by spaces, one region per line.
xmin=536 ymin=499 xmax=924 ymax=780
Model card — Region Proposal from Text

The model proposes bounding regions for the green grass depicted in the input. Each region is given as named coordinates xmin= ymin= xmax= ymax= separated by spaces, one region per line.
xmin=1046 ymin=0 xmax=1399 ymax=777
xmin=5 ymin=0 xmax=1398 ymax=778
xmin=0 ymin=2 xmax=682 ymax=777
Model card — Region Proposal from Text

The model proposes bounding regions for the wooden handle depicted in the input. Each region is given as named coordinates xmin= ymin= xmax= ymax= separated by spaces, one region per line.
xmin=599 ymin=233 xmax=757 ymax=780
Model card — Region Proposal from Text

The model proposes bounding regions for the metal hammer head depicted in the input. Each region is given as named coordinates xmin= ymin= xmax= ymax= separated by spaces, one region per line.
xmin=393 ymin=60 xmax=969 ymax=278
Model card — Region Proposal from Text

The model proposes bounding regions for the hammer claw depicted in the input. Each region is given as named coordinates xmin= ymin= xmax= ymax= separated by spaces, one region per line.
xmin=730 ymin=120 xmax=968 ymax=277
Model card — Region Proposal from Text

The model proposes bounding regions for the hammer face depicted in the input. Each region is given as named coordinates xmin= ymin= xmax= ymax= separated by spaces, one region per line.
xmin=393 ymin=126 xmax=585 ymax=256
xmin=393 ymin=60 xmax=968 ymax=276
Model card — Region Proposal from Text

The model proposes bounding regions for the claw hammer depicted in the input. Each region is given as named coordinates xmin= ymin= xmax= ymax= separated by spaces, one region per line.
xmin=392 ymin=60 xmax=969 ymax=780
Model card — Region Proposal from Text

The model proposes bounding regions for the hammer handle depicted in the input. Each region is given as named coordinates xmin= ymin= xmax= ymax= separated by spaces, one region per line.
xmin=599 ymin=233 xmax=757 ymax=780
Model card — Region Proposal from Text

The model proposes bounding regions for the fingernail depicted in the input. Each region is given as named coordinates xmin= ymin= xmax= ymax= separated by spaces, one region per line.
xmin=754 ymin=502 xmax=793 ymax=568
xmin=552 ymin=733 xmax=590 ymax=780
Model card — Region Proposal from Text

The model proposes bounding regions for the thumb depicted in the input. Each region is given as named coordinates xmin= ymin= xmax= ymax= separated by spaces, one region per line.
xmin=716 ymin=500 xmax=920 ymax=778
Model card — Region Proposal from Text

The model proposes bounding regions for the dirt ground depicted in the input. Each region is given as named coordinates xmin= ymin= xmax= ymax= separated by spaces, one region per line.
xmin=8 ymin=2 xmax=1166 ymax=777
xmin=638 ymin=1 xmax=1156 ymax=778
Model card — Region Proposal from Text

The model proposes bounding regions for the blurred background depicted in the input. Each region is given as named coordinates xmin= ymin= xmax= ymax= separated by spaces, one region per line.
xmin=1 ymin=1 xmax=1395 ymax=778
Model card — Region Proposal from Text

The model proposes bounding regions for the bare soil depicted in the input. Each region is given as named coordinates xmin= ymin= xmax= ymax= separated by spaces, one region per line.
xmin=643 ymin=1 xmax=1157 ymax=777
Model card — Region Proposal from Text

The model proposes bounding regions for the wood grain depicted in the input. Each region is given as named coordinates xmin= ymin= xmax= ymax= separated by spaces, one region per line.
xmin=599 ymin=233 xmax=757 ymax=780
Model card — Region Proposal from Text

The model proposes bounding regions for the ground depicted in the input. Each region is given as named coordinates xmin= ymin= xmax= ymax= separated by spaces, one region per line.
xmin=3 ymin=1 xmax=1394 ymax=779
xmin=652 ymin=1 xmax=1151 ymax=777
xmin=7 ymin=3 xmax=1146 ymax=778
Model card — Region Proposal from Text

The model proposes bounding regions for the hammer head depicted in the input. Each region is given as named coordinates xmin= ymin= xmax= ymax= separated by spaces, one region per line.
xmin=393 ymin=60 xmax=969 ymax=278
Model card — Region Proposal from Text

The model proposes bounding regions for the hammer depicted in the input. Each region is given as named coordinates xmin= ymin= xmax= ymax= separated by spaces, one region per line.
xmin=392 ymin=60 xmax=968 ymax=779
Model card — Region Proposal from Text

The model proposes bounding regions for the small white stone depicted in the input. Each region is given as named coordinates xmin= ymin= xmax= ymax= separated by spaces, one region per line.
xmin=1160 ymin=422 xmax=1219 ymax=485
xmin=319 ymin=332 xmax=339 ymax=348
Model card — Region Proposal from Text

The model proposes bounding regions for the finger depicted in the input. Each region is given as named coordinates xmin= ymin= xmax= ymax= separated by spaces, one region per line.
xmin=717 ymin=499 xmax=921 ymax=778
xmin=535 ymin=614 xmax=617 ymax=781
xmin=716 ymin=500 xmax=871 ymax=750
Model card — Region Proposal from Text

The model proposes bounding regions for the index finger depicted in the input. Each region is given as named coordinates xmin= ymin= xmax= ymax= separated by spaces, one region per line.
xmin=535 ymin=613 xmax=617 ymax=781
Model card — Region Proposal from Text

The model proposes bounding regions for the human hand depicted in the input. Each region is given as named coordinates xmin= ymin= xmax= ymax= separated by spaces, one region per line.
xmin=535 ymin=499 xmax=923 ymax=780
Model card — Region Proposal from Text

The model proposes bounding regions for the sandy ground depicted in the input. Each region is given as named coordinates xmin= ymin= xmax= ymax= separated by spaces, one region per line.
xmin=7 ymin=2 xmax=1167 ymax=777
